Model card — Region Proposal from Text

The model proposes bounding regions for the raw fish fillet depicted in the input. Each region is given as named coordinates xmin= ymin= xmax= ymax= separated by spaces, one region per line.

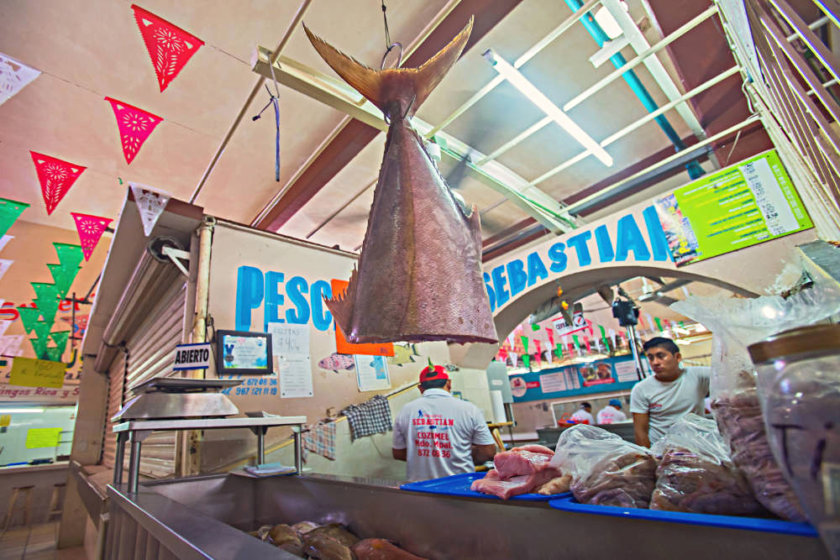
xmin=304 ymin=19 xmax=498 ymax=345
xmin=470 ymin=468 xmax=560 ymax=500
xmin=352 ymin=538 xmax=428 ymax=559
xmin=493 ymin=447 xmax=555 ymax=479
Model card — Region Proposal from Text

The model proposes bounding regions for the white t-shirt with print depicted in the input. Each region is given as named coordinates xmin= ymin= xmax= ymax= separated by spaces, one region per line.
xmin=596 ymin=405 xmax=628 ymax=424
xmin=569 ymin=409 xmax=594 ymax=424
xmin=630 ymin=366 xmax=711 ymax=443
xmin=393 ymin=389 xmax=495 ymax=482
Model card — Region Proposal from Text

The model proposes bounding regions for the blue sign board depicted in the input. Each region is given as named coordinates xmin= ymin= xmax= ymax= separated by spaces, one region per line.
xmin=509 ymin=355 xmax=648 ymax=403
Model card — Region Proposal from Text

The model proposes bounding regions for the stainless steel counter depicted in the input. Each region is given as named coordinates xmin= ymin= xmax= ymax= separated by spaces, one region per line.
xmin=112 ymin=416 xmax=306 ymax=493
xmin=105 ymin=473 xmax=830 ymax=560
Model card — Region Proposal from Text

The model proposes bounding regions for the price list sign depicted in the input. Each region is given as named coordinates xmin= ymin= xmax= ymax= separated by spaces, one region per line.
xmin=654 ymin=150 xmax=812 ymax=266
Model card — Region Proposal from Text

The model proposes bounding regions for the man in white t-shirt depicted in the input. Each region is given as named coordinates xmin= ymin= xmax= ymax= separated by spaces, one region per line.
xmin=630 ymin=337 xmax=711 ymax=447
xmin=568 ymin=402 xmax=594 ymax=425
xmin=393 ymin=365 xmax=497 ymax=482
xmin=597 ymin=399 xmax=628 ymax=424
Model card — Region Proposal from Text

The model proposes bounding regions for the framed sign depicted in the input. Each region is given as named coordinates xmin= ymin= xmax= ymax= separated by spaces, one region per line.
xmin=215 ymin=330 xmax=273 ymax=375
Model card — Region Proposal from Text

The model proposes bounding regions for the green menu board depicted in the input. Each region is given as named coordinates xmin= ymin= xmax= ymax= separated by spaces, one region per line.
xmin=654 ymin=150 xmax=813 ymax=266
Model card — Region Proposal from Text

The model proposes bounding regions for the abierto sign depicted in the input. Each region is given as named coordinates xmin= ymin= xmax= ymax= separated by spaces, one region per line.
xmin=173 ymin=342 xmax=212 ymax=371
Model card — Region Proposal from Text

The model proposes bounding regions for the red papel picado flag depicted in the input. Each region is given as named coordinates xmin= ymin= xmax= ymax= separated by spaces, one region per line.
xmin=71 ymin=212 xmax=112 ymax=260
xmin=105 ymin=97 xmax=162 ymax=164
xmin=131 ymin=4 xmax=204 ymax=92
xmin=30 ymin=152 xmax=86 ymax=215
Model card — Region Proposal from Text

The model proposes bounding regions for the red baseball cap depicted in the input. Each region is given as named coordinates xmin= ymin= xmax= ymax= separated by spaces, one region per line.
xmin=419 ymin=365 xmax=449 ymax=383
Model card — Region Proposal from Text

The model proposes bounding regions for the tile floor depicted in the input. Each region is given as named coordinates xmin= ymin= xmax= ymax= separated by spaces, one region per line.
xmin=0 ymin=523 xmax=86 ymax=560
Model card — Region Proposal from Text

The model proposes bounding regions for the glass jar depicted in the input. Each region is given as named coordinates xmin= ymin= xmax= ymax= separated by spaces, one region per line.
xmin=748 ymin=323 xmax=840 ymax=559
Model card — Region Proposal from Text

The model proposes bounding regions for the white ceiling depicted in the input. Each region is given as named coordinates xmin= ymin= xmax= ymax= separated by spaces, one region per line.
xmin=1 ymin=0 xmax=770 ymax=315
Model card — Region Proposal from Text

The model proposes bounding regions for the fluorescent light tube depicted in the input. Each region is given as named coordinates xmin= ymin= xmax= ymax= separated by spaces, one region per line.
xmin=483 ymin=49 xmax=613 ymax=166
xmin=0 ymin=407 xmax=45 ymax=414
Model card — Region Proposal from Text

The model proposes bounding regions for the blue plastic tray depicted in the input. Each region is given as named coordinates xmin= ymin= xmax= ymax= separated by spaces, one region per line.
xmin=549 ymin=496 xmax=818 ymax=537
xmin=400 ymin=472 xmax=571 ymax=502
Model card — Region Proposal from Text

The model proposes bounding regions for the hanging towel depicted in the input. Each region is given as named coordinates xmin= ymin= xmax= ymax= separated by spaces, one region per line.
xmin=342 ymin=395 xmax=392 ymax=441
xmin=302 ymin=421 xmax=337 ymax=461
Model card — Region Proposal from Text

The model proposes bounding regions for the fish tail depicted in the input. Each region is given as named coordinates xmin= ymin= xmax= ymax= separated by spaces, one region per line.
xmin=303 ymin=18 xmax=473 ymax=114
xmin=325 ymin=266 xmax=357 ymax=337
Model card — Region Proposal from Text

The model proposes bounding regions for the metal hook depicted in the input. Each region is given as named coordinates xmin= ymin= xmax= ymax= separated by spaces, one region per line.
xmin=380 ymin=42 xmax=403 ymax=70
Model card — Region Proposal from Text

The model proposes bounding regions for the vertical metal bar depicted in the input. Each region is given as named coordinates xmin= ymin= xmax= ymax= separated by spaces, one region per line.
xmin=118 ymin=514 xmax=137 ymax=560
xmin=105 ymin=509 xmax=120 ymax=560
xmin=626 ymin=325 xmax=645 ymax=379
xmin=256 ymin=429 xmax=265 ymax=465
xmin=133 ymin=523 xmax=147 ymax=560
xmin=145 ymin=531 xmax=159 ymax=560
xmin=128 ymin=433 xmax=142 ymax=494
xmin=294 ymin=426 xmax=303 ymax=473
xmin=113 ymin=431 xmax=126 ymax=485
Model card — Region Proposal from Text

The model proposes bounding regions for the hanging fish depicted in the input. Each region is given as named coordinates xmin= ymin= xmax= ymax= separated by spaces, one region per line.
xmin=304 ymin=18 xmax=498 ymax=345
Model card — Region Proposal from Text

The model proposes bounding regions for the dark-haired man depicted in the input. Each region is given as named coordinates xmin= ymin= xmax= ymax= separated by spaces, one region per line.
xmin=393 ymin=365 xmax=497 ymax=481
xmin=630 ymin=337 xmax=711 ymax=448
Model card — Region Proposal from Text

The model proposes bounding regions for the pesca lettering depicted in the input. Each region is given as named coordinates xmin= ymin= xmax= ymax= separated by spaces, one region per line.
xmin=235 ymin=267 xmax=333 ymax=332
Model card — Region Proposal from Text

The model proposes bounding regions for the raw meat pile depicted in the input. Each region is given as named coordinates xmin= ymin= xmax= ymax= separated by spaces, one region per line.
xmin=650 ymin=414 xmax=765 ymax=515
xmin=470 ymin=444 xmax=567 ymax=499
xmin=713 ymin=387 xmax=806 ymax=521
xmin=553 ymin=425 xmax=657 ymax=508
xmin=249 ymin=521 xmax=427 ymax=559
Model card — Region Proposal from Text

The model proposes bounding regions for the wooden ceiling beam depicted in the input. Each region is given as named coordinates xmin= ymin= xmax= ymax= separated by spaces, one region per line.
xmin=253 ymin=0 xmax=525 ymax=231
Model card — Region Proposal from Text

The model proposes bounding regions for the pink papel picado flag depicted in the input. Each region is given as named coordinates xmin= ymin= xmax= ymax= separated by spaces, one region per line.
xmin=131 ymin=4 xmax=204 ymax=92
xmin=30 ymin=152 xmax=86 ymax=215
xmin=71 ymin=213 xmax=112 ymax=260
xmin=105 ymin=97 xmax=162 ymax=164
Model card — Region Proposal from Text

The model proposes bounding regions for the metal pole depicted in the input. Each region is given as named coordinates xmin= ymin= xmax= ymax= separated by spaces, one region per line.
xmin=113 ymin=432 xmax=126 ymax=485
xmin=294 ymin=427 xmax=303 ymax=473
xmin=626 ymin=325 xmax=645 ymax=380
xmin=190 ymin=217 xmax=215 ymax=354
xmin=128 ymin=433 xmax=142 ymax=494
xmin=256 ymin=429 xmax=265 ymax=465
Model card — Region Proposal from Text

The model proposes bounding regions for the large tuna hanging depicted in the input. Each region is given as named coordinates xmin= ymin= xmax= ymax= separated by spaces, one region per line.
xmin=304 ymin=18 xmax=498 ymax=345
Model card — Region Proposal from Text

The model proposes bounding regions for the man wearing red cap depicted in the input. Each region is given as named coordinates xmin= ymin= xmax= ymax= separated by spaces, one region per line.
xmin=392 ymin=364 xmax=497 ymax=481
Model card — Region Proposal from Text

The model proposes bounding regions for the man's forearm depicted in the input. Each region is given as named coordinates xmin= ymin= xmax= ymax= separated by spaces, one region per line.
xmin=471 ymin=444 xmax=496 ymax=464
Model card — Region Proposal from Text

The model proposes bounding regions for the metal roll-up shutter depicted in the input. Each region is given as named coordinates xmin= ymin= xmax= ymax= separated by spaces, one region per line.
xmin=124 ymin=280 xmax=188 ymax=394
xmin=102 ymin=349 xmax=127 ymax=468
xmin=100 ymin=277 xmax=188 ymax=477
xmin=124 ymin=279 xmax=188 ymax=479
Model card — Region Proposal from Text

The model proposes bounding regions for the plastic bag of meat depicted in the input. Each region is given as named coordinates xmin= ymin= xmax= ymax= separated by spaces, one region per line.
xmin=672 ymin=264 xmax=840 ymax=521
xmin=650 ymin=414 xmax=765 ymax=515
xmin=551 ymin=424 xmax=657 ymax=508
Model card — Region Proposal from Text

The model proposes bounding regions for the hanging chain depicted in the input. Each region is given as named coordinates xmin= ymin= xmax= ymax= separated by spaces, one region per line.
xmin=252 ymin=61 xmax=283 ymax=182
xmin=381 ymin=0 xmax=391 ymax=51
xmin=379 ymin=0 xmax=403 ymax=69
